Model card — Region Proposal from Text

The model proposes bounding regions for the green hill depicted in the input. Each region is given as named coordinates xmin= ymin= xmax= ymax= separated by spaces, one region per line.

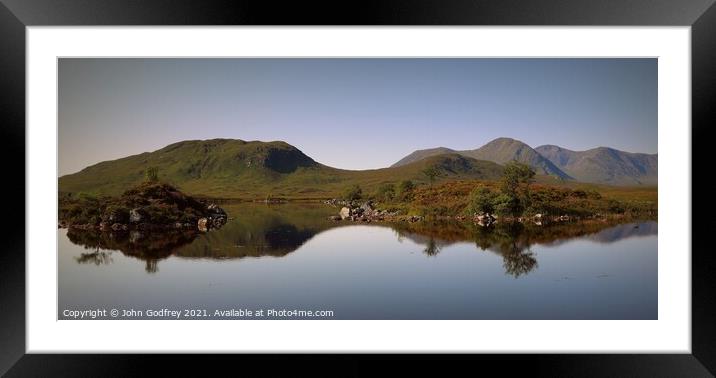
xmin=59 ymin=139 xmax=505 ymax=199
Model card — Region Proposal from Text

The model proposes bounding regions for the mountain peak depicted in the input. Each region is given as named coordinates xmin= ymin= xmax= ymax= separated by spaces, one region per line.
xmin=464 ymin=138 xmax=571 ymax=179
xmin=486 ymin=137 xmax=519 ymax=144
xmin=390 ymin=147 xmax=457 ymax=168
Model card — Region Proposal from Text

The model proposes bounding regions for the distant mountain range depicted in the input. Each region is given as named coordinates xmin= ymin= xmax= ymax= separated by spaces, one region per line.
xmin=392 ymin=137 xmax=657 ymax=186
xmin=392 ymin=138 xmax=570 ymax=179
xmin=58 ymin=137 xmax=657 ymax=199
xmin=534 ymin=144 xmax=658 ymax=186
xmin=59 ymin=139 xmax=504 ymax=198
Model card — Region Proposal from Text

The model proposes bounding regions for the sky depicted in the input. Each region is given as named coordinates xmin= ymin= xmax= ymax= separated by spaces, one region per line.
xmin=58 ymin=58 xmax=657 ymax=175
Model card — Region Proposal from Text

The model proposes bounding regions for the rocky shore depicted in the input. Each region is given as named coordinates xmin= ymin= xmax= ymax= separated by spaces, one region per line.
xmin=326 ymin=200 xmax=412 ymax=223
xmin=59 ymin=182 xmax=229 ymax=232
xmin=324 ymin=199 xmax=625 ymax=226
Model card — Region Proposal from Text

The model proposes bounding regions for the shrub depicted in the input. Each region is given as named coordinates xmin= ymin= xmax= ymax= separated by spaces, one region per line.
xmin=145 ymin=167 xmax=159 ymax=182
xmin=493 ymin=193 xmax=521 ymax=217
xmin=101 ymin=205 xmax=130 ymax=224
xmin=397 ymin=180 xmax=415 ymax=201
xmin=586 ymin=190 xmax=602 ymax=200
xmin=343 ymin=184 xmax=363 ymax=201
xmin=607 ymin=199 xmax=625 ymax=214
xmin=421 ymin=166 xmax=443 ymax=186
xmin=374 ymin=183 xmax=396 ymax=203
xmin=570 ymin=189 xmax=588 ymax=199
xmin=465 ymin=185 xmax=498 ymax=215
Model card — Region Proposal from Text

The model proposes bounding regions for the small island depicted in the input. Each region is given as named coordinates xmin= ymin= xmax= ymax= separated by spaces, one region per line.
xmin=59 ymin=175 xmax=228 ymax=232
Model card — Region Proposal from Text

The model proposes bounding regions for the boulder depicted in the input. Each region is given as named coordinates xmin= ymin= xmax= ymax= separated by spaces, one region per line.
xmin=207 ymin=203 xmax=227 ymax=216
xmin=339 ymin=207 xmax=351 ymax=219
xmin=360 ymin=201 xmax=374 ymax=212
xmin=197 ymin=218 xmax=209 ymax=232
xmin=129 ymin=208 xmax=144 ymax=223
xmin=212 ymin=217 xmax=226 ymax=228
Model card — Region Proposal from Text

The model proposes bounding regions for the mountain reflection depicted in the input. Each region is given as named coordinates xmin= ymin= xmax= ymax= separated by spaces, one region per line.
xmin=64 ymin=203 xmax=657 ymax=277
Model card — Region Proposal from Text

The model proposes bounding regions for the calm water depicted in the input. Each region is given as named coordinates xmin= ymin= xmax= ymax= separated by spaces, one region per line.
xmin=58 ymin=203 xmax=657 ymax=320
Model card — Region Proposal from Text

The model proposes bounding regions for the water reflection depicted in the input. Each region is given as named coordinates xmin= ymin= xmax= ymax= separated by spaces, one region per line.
xmin=67 ymin=228 xmax=199 ymax=273
xmin=75 ymin=250 xmax=113 ymax=266
xmin=63 ymin=203 xmax=657 ymax=279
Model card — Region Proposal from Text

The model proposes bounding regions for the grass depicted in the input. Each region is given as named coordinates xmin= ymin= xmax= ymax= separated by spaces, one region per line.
xmin=367 ymin=179 xmax=657 ymax=219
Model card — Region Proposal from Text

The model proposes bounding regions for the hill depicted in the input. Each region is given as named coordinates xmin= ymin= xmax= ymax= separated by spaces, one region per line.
xmin=461 ymin=138 xmax=571 ymax=178
xmin=391 ymin=147 xmax=457 ymax=167
xmin=392 ymin=137 xmax=570 ymax=179
xmin=59 ymin=139 xmax=504 ymax=199
xmin=535 ymin=145 xmax=658 ymax=186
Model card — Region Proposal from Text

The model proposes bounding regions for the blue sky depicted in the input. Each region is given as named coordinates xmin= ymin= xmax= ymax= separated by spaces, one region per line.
xmin=59 ymin=58 xmax=657 ymax=175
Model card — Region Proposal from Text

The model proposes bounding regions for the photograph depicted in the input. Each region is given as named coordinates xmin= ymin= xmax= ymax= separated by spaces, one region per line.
xmin=57 ymin=58 xmax=658 ymax=320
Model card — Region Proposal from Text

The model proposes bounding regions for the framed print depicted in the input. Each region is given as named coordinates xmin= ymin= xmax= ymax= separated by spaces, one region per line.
xmin=1 ymin=0 xmax=715 ymax=376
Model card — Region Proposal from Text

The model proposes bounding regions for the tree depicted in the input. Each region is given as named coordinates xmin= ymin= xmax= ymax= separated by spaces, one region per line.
xmin=397 ymin=180 xmax=415 ymax=201
xmin=145 ymin=166 xmax=159 ymax=182
xmin=421 ymin=166 xmax=442 ymax=186
xmin=499 ymin=161 xmax=535 ymax=216
xmin=343 ymin=184 xmax=363 ymax=201
xmin=493 ymin=193 xmax=519 ymax=217
xmin=374 ymin=183 xmax=395 ymax=203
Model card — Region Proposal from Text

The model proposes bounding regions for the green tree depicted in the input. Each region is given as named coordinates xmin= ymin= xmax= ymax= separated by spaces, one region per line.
xmin=343 ymin=184 xmax=363 ymax=201
xmin=145 ymin=166 xmax=159 ymax=182
xmin=421 ymin=166 xmax=442 ymax=186
xmin=493 ymin=193 xmax=519 ymax=217
xmin=465 ymin=185 xmax=497 ymax=215
xmin=396 ymin=180 xmax=415 ymax=201
xmin=374 ymin=183 xmax=396 ymax=203
xmin=499 ymin=161 xmax=536 ymax=216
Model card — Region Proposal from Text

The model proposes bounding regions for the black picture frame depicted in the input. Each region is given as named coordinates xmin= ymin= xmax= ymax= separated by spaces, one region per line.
xmin=1 ymin=0 xmax=713 ymax=376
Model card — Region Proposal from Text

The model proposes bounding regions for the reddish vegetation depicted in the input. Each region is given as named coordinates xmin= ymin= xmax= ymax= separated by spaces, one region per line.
xmin=397 ymin=180 xmax=656 ymax=218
